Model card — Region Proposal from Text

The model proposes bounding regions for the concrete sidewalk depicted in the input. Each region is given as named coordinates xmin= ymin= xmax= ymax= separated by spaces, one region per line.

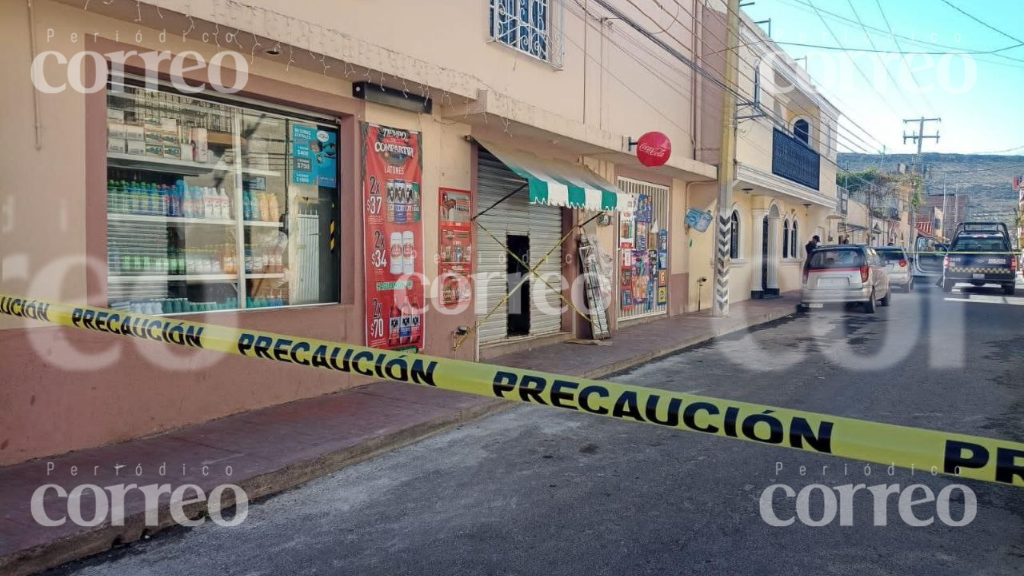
xmin=0 ymin=294 xmax=799 ymax=576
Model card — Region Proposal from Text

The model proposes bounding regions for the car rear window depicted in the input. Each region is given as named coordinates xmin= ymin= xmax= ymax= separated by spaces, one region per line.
xmin=951 ymin=236 xmax=1009 ymax=252
xmin=874 ymin=249 xmax=906 ymax=262
xmin=808 ymin=249 xmax=864 ymax=269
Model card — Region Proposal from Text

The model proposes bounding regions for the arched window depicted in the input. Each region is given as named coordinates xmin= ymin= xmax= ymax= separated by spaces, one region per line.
xmin=729 ymin=211 xmax=740 ymax=259
xmin=791 ymin=221 xmax=799 ymax=258
xmin=793 ymin=119 xmax=810 ymax=145
xmin=783 ymin=220 xmax=790 ymax=259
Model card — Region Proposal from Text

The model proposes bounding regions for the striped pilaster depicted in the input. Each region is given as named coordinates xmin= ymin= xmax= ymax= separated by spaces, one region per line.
xmin=713 ymin=212 xmax=731 ymax=316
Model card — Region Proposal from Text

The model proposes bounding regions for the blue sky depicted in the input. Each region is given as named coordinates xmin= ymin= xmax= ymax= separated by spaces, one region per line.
xmin=744 ymin=0 xmax=1024 ymax=156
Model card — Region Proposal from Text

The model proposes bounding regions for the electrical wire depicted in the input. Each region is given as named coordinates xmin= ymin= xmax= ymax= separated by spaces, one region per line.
xmin=595 ymin=0 xmax=888 ymax=155
xmin=778 ymin=0 xmax=1024 ymax=68
xmin=938 ymin=0 xmax=1023 ymax=45
xmin=564 ymin=0 xmax=889 ymax=194
xmin=804 ymin=0 xmax=903 ymax=123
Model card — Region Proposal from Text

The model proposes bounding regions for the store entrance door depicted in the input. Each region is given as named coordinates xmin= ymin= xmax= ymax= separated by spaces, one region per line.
xmin=506 ymin=235 xmax=531 ymax=336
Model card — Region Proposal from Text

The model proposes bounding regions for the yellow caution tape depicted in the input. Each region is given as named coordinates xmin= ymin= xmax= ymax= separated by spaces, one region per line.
xmin=3 ymin=293 xmax=1024 ymax=488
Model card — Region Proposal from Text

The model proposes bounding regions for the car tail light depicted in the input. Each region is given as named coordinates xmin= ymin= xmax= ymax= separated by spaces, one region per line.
xmin=860 ymin=266 xmax=870 ymax=283
xmin=1013 ymin=258 xmax=1018 ymax=272
xmin=898 ymin=259 xmax=907 ymax=268
xmin=944 ymin=255 xmax=950 ymax=269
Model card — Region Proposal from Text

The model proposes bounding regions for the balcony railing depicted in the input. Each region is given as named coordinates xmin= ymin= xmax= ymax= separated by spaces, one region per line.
xmin=772 ymin=128 xmax=820 ymax=191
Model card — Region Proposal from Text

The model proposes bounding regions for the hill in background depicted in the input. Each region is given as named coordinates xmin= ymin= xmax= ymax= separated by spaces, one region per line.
xmin=837 ymin=153 xmax=1023 ymax=225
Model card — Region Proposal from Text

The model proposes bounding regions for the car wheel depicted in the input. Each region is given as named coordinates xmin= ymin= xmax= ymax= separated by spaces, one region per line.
xmin=864 ymin=289 xmax=876 ymax=313
xmin=880 ymin=288 xmax=891 ymax=307
xmin=1005 ymin=284 xmax=1016 ymax=296
xmin=942 ymin=279 xmax=954 ymax=293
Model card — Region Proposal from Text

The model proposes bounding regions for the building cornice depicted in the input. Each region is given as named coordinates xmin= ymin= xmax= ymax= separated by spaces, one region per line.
xmin=737 ymin=162 xmax=836 ymax=208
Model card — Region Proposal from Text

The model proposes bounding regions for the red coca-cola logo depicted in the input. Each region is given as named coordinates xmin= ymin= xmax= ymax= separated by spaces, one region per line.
xmin=636 ymin=132 xmax=672 ymax=167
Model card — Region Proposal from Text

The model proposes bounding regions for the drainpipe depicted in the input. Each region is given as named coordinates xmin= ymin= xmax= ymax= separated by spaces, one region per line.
xmin=28 ymin=0 xmax=43 ymax=150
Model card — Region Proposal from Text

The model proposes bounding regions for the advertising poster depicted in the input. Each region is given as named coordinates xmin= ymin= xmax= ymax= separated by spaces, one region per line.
xmin=362 ymin=123 xmax=424 ymax=351
xmin=292 ymin=124 xmax=338 ymax=189
xmin=438 ymin=188 xmax=474 ymax=308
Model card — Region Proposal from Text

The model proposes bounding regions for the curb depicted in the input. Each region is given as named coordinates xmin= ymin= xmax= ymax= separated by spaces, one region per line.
xmin=3 ymin=304 xmax=797 ymax=576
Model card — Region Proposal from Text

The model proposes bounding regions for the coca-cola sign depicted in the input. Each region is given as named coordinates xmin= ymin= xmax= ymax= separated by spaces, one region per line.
xmin=636 ymin=131 xmax=672 ymax=167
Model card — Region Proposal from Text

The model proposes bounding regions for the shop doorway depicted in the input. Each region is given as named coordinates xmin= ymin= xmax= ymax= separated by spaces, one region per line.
xmin=506 ymin=235 xmax=531 ymax=337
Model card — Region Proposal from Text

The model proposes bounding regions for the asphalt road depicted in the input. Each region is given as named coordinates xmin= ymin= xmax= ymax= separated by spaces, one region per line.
xmin=50 ymin=279 xmax=1024 ymax=576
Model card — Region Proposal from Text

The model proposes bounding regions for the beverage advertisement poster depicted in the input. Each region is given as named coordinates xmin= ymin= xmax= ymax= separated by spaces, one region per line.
xmin=292 ymin=124 xmax=338 ymax=189
xmin=362 ymin=123 xmax=424 ymax=351
xmin=438 ymin=188 xmax=474 ymax=308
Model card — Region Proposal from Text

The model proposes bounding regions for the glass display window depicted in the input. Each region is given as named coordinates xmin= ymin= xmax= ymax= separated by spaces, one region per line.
xmin=105 ymin=78 xmax=340 ymax=315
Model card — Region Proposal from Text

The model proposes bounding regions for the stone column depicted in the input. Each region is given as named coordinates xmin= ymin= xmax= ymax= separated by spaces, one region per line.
xmin=750 ymin=209 xmax=767 ymax=299
xmin=766 ymin=215 xmax=781 ymax=295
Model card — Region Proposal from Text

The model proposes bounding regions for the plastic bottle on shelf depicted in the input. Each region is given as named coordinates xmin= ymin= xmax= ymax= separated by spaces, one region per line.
xmin=223 ymin=244 xmax=236 ymax=275
xmin=219 ymin=188 xmax=230 ymax=220
xmin=125 ymin=181 xmax=138 ymax=214
xmin=258 ymin=193 xmax=270 ymax=222
xmin=242 ymin=189 xmax=252 ymax=221
xmin=107 ymin=180 xmax=117 ymax=214
xmin=250 ymin=191 xmax=262 ymax=222
xmin=145 ymin=182 xmax=156 ymax=214
xmin=268 ymin=193 xmax=280 ymax=223
xmin=202 ymin=187 xmax=214 ymax=219
xmin=193 ymin=186 xmax=206 ymax=219
xmin=158 ymin=184 xmax=169 ymax=217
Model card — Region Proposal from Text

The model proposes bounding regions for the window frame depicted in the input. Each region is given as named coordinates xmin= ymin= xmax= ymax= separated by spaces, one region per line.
xmin=103 ymin=75 xmax=342 ymax=316
xmin=792 ymin=117 xmax=812 ymax=147
xmin=489 ymin=0 xmax=563 ymax=68
xmin=729 ymin=210 xmax=741 ymax=259
xmin=782 ymin=219 xmax=790 ymax=259
xmin=790 ymin=220 xmax=799 ymax=259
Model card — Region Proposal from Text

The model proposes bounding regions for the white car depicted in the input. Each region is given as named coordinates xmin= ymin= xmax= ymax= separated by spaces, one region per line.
xmin=874 ymin=246 xmax=913 ymax=291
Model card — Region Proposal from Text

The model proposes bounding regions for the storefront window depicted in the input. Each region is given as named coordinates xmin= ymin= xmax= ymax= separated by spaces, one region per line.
xmin=105 ymin=80 xmax=340 ymax=314
xmin=617 ymin=179 xmax=669 ymax=320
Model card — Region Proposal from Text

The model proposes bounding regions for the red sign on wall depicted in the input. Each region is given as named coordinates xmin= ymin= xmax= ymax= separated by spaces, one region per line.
xmin=438 ymin=188 xmax=473 ymax=308
xmin=362 ymin=123 xmax=425 ymax=351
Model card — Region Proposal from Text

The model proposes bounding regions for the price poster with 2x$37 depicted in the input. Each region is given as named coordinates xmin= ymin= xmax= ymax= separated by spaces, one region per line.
xmin=362 ymin=123 xmax=425 ymax=351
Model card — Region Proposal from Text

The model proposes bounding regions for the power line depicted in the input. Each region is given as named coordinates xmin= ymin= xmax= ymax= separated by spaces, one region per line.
xmin=630 ymin=0 xmax=888 ymax=153
xmin=773 ymin=40 xmax=1024 ymax=56
xmin=805 ymin=0 xmax=902 ymax=122
xmin=571 ymin=0 xmax=893 ymax=192
xmin=938 ymin=0 xmax=1024 ymax=45
xmin=777 ymin=0 xmax=1024 ymax=69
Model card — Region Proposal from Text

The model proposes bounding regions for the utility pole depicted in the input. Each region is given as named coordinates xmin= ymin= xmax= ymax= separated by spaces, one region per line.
xmin=713 ymin=0 xmax=741 ymax=318
xmin=941 ymin=173 xmax=948 ymax=240
xmin=903 ymin=117 xmax=941 ymax=157
xmin=903 ymin=117 xmax=939 ymax=248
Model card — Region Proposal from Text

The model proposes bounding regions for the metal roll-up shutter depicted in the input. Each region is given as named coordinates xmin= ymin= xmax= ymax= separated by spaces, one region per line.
xmin=476 ymin=150 xmax=564 ymax=345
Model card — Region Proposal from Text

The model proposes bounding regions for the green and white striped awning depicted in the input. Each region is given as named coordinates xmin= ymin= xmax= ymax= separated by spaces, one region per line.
xmin=478 ymin=140 xmax=634 ymax=212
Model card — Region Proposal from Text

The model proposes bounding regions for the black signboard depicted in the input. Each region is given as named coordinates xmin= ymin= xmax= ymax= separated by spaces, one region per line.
xmin=772 ymin=128 xmax=820 ymax=191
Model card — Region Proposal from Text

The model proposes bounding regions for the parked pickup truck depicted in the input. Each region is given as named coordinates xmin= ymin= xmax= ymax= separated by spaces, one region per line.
xmin=942 ymin=222 xmax=1018 ymax=295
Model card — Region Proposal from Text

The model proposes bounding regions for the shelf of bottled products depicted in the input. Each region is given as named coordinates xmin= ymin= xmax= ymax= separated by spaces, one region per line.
xmin=107 ymin=213 xmax=283 ymax=228
xmin=108 ymin=152 xmax=281 ymax=177
xmin=105 ymin=78 xmax=341 ymax=316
